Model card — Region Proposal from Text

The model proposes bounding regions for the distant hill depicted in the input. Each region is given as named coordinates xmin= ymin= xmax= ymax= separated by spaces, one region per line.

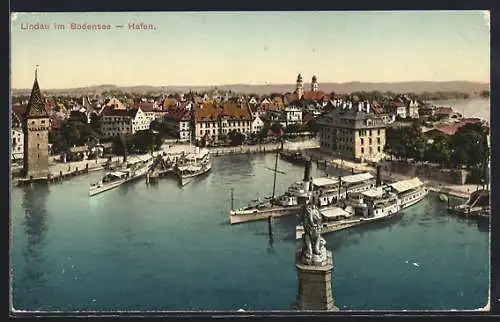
xmin=12 ymin=81 xmax=490 ymax=96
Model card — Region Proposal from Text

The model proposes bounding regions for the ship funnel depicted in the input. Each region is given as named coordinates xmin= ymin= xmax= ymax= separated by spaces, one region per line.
xmin=376 ymin=164 xmax=382 ymax=187
xmin=303 ymin=159 xmax=312 ymax=182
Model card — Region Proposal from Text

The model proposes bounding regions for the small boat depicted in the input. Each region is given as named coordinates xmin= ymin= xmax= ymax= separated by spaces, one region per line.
xmin=175 ymin=147 xmax=211 ymax=186
xmin=89 ymin=157 xmax=153 ymax=196
xmin=279 ymin=150 xmax=309 ymax=165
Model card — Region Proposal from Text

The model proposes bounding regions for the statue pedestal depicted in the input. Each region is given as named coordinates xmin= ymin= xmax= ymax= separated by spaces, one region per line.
xmin=295 ymin=249 xmax=339 ymax=311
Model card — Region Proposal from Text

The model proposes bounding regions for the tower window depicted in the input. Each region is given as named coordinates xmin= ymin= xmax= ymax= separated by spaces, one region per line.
xmin=37 ymin=154 xmax=40 ymax=158
xmin=31 ymin=121 xmax=35 ymax=125
xmin=37 ymin=143 xmax=40 ymax=149
xmin=37 ymin=133 xmax=40 ymax=137
xmin=41 ymin=120 xmax=45 ymax=124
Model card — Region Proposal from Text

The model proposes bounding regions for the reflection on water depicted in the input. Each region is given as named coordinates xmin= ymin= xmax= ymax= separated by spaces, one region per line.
xmin=19 ymin=184 xmax=50 ymax=307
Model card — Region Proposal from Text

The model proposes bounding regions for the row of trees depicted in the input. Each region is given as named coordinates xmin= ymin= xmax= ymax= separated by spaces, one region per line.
xmin=384 ymin=122 xmax=489 ymax=171
xmin=111 ymin=130 xmax=163 ymax=156
xmin=49 ymin=111 xmax=101 ymax=153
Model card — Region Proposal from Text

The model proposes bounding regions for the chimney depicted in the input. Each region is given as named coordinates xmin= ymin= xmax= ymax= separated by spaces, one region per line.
xmin=376 ymin=164 xmax=382 ymax=187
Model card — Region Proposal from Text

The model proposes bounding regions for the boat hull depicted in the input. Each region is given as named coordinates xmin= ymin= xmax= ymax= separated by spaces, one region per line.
xmin=89 ymin=160 xmax=153 ymax=197
xmin=89 ymin=179 xmax=127 ymax=196
xmin=179 ymin=164 xmax=212 ymax=186
xmin=230 ymin=206 xmax=300 ymax=225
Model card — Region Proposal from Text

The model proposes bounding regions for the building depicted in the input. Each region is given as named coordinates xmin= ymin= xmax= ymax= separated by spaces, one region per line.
xmin=407 ymin=99 xmax=420 ymax=119
xmin=285 ymin=74 xmax=327 ymax=104
xmin=251 ymin=115 xmax=265 ymax=134
xmin=193 ymin=102 xmax=252 ymax=142
xmin=163 ymin=109 xmax=192 ymax=141
xmin=316 ymin=104 xmax=387 ymax=162
xmin=12 ymin=128 xmax=24 ymax=161
xmin=100 ymin=107 xmax=150 ymax=138
xmin=22 ymin=69 xmax=50 ymax=179
xmin=384 ymin=101 xmax=407 ymax=119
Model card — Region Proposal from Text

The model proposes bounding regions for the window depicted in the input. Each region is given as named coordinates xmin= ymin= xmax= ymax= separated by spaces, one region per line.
xmin=378 ymin=146 xmax=381 ymax=152
xmin=37 ymin=143 xmax=40 ymax=149
xmin=369 ymin=138 xmax=372 ymax=145
xmin=361 ymin=147 xmax=364 ymax=154
xmin=360 ymin=138 xmax=364 ymax=145
xmin=41 ymin=120 xmax=45 ymax=124
xmin=13 ymin=138 xmax=16 ymax=144
xmin=377 ymin=137 xmax=381 ymax=144
xmin=377 ymin=129 xmax=380 ymax=135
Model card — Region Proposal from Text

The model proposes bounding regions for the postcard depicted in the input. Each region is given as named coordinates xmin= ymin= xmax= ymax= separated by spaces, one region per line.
xmin=9 ymin=10 xmax=491 ymax=314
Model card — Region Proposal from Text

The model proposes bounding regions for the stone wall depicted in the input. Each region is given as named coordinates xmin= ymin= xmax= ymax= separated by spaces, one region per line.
xmin=381 ymin=160 xmax=468 ymax=185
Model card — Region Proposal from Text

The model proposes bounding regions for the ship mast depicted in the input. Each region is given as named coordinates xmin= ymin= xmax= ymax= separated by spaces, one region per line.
xmin=271 ymin=148 xmax=279 ymax=201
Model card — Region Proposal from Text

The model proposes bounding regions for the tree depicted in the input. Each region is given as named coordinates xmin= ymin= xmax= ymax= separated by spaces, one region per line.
xmin=270 ymin=122 xmax=284 ymax=135
xmin=285 ymin=123 xmax=302 ymax=134
xmin=89 ymin=113 xmax=102 ymax=136
xmin=449 ymin=123 xmax=489 ymax=168
xmin=228 ymin=130 xmax=245 ymax=146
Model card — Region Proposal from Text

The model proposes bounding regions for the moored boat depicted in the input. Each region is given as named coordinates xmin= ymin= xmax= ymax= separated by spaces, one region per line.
xmin=175 ymin=147 xmax=211 ymax=186
xmin=296 ymin=185 xmax=402 ymax=239
xmin=89 ymin=157 xmax=153 ymax=196
xmin=388 ymin=177 xmax=428 ymax=210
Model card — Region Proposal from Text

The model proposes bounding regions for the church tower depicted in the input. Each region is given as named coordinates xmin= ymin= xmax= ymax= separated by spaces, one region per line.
xmin=296 ymin=73 xmax=304 ymax=99
xmin=311 ymin=75 xmax=319 ymax=92
xmin=22 ymin=67 xmax=50 ymax=180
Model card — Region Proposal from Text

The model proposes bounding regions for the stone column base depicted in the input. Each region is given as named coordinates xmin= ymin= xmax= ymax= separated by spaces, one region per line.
xmin=296 ymin=249 xmax=339 ymax=311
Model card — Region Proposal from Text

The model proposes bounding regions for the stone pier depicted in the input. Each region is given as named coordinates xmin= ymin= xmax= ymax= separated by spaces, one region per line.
xmin=295 ymin=190 xmax=339 ymax=312
xmin=295 ymin=249 xmax=338 ymax=311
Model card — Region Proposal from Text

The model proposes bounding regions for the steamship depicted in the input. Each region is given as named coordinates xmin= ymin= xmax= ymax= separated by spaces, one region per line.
xmin=295 ymin=176 xmax=428 ymax=239
xmin=229 ymin=160 xmax=378 ymax=224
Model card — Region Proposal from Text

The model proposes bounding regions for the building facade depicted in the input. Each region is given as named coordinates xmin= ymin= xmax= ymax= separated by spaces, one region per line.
xmin=194 ymin=103 xmax=252 ymax=141
xmin=100 ymin=107 xmax=151 ymax=138
xmin=22 ymin=70 xmax=50 ymax=179
xmin=317 ymin=106 xmax=387 ymax=162
xmin=163 ymin=109 xmax=192 ymax=141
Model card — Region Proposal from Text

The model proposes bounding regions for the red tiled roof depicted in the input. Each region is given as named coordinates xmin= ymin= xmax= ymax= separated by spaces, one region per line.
xmin=194 ymin=102 xmax=252 ymax=122
xmin=302 ymin=91 xmax=327 ymax=101
xmin=166 ymin=109 xmax=191 ymax=122
xmin=162 ymin=98 xmax=178 ymax=110
xmin=101 ymin=107 xmax=138 ymax=118
xmin=50 ymin=116 xmax=62 ymax=129
xmin=134 ymin=102 xmax=155 ymax=112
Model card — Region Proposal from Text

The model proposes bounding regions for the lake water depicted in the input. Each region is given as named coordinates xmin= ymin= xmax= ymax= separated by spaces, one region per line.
xmin=432 ymin=98 xmax=490 ymax=121
xmin=10 ymin=154 xmax=489 ymax=312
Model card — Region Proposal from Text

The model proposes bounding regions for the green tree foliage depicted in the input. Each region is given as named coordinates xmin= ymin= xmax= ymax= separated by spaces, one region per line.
xmin=385 ymin=121 xmax=489 ymax=170
xmin=449 ymin=123 xmax=489 ymax=168
xmin=89 ymin=113 xmax=102 ymax=135
xmin=384 ymin=123 xmax=427 ymax=161
xmin=285 ymin=123 xmax=302 ymax=134
xmin=227 ymin=130 xmax=245 ymax=146
xmin=270 ymin=122 xmax=284 ymax=134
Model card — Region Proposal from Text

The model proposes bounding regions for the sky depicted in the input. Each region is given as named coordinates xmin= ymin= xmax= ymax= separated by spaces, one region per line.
xmin=10 ymin=11 xmax=490 ymax=89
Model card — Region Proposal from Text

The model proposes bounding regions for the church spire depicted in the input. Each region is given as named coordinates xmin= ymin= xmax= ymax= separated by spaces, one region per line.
xmin=24 ymin=66 xmax=48 ymax=118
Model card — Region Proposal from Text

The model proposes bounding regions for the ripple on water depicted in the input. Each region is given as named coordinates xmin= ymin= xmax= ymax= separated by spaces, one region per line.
xmin=10 ymin=155 xmax=489 ymax=311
